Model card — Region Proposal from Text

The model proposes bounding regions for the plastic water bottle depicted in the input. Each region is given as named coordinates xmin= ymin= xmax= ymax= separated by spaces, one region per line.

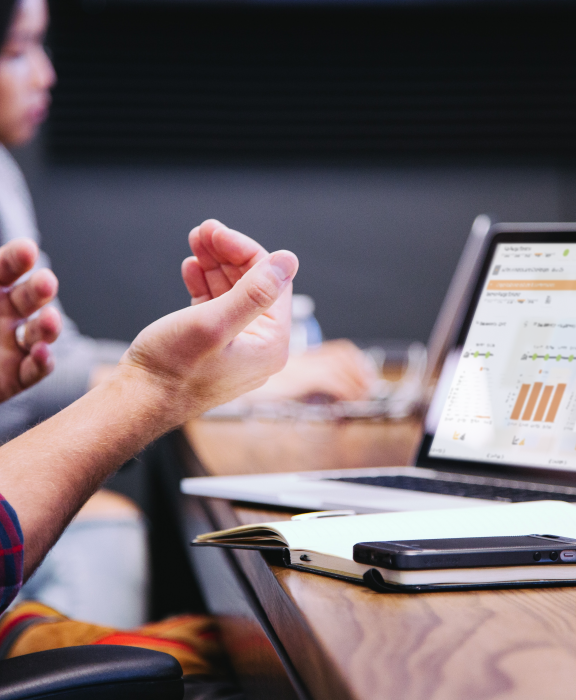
xmin=290 ymin=294 xmax=322 ymax=354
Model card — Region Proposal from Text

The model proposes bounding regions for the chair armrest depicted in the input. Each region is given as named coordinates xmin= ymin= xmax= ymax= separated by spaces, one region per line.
xmin=0 ymin=645 xmax=183 ymax=700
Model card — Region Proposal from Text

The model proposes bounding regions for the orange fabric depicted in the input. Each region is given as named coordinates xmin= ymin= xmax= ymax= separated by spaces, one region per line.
xmin=0 ymin=602 xmax=227 ymax=676
xmin=93 ymin=634 xmax=196 ymax=653
xmin=0 ymin=611 xmax=48 ymax=645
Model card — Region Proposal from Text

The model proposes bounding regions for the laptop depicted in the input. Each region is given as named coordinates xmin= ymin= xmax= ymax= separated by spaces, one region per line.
xmin=182 ymin=223 xmax=576 ymax=513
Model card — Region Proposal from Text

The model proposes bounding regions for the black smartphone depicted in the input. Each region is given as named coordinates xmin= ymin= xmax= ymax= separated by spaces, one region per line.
xmin=353 ymin=535 xmax=576 ymax=570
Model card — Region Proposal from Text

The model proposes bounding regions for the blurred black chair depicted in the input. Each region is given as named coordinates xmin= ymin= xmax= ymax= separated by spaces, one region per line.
xmin=0 ymin=645 xmax=183 ymax=700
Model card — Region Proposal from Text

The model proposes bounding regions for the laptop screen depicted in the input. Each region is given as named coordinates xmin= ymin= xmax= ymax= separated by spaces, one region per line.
xmin=426 ymin=237 xmax=576 ymax=473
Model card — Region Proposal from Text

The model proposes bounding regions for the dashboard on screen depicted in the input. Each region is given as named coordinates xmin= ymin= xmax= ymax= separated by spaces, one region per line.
xmin=427 ymin=240 xmax=576 ymax=473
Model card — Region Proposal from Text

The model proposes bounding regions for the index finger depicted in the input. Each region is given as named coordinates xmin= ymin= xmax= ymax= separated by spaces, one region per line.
xmin=0 ymin=239 xmax=38 ymax=287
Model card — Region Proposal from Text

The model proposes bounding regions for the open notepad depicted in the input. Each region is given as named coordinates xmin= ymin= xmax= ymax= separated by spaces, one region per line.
xmin=193 ymin=501 xmax=576 ymax=588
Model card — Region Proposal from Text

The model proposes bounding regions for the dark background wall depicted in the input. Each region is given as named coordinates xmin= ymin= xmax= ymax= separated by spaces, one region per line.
xmin=15 ymin=0 xmax=576 ymax=344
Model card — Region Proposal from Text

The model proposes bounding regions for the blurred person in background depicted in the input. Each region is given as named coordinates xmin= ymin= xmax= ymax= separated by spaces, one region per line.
xmin=0 ymin=0 xmax=374 ymax=626
xmin=0 ymin=0 xmax=127 ymax=442
xmin=0 ymin=0 xmax=373 ymax=429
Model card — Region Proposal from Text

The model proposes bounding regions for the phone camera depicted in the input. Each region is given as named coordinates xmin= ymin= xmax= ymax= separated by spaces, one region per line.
xmin=550 ymin=551 xmax=559 ymax=561
xmin=533 ymin=552 xmax=541 ymax=561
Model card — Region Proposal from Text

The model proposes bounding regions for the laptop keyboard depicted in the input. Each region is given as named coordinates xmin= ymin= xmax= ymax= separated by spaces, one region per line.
xmin=331 ymin=474 xmax=576 ymax=503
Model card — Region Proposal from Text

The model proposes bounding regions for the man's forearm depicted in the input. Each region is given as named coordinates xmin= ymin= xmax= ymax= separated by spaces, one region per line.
xmin=0 ymin=367 xmax=176 ymax=578
xmin=0 ymin=226 xmax=298 ymax=582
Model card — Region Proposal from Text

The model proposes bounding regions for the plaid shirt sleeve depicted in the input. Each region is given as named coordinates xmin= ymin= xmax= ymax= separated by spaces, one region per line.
xmin=0 ymin=493 xmax=23 ymax=614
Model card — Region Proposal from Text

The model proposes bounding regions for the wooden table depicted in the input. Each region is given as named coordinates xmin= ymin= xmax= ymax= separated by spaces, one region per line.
xmin=185 ymin=415 xmax=422 ymax=475
xmin=177 ymin=417 xmax=576 ymax=700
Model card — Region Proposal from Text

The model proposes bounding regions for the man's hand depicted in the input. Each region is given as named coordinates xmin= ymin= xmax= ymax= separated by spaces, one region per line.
xmin=119 ymin=221 xmax=298 ymax=427
xmin=183 ymin=221 xmax=376 ymax=403
xmin=0 ymin=239 xmax=61 ymax=402
xmin=0 ymin=224 xmax=295 ymax=577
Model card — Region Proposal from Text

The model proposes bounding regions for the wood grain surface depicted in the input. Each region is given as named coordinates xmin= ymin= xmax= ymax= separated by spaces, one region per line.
xmin=184 ymin=417 xmax=422 ymax=475
xmin=185 ymin=419 xmax=576 ymax=700
xmin=227 ymin=505 xmax=576 ymax=700
xmin=273 ymin=569 xmax=576 ymax=700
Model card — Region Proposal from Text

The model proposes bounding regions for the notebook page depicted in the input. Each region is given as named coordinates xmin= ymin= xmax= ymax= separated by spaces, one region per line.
xmin=270 ymin=501 xmax=576 ymax=561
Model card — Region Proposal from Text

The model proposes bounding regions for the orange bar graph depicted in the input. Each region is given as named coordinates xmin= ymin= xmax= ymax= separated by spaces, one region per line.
xmin=533 ymin=385 xmax=554 ymax=421
xmin=511 ymin=384 xmax=531 ymax=420
xmin=545 ymin=383 xmax=567 ymax=423
xmin=522 ymin=383 xmax=543 ymax=421
xmin=487 ymin=280 xmax=576 ymax=291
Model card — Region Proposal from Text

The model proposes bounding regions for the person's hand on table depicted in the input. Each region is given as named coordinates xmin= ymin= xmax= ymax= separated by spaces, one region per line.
xmin=246 ymin=339 xmax=378 ymax=402
xmin=118 ymin=219 xmax=299 ymax=426
xmin=0 ymin=238 xmax=60 ymax=401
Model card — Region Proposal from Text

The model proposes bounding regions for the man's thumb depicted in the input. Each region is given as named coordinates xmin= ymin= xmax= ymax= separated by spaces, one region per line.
xmin=201 ymin=250 xmax=299 ymax=342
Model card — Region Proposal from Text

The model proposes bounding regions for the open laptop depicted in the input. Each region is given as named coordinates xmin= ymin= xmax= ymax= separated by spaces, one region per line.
xmin=182 ymin=224 xmax=576 ymax=513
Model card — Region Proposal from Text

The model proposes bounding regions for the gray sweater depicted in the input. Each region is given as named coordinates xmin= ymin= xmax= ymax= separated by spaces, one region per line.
xmin=0 ymin=146 xmax=127 ymax=441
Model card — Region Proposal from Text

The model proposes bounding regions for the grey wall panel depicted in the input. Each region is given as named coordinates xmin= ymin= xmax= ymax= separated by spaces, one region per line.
xmin=15 ymin=142 xmax=561 ymax=344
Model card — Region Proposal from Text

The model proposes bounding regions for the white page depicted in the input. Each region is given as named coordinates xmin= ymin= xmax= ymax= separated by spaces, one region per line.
xmin=269 ymin=501 xmax=576 ymax=561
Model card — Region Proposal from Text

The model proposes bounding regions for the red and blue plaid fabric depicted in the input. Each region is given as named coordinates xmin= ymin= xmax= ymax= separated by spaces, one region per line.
xmin=0 ymin=493 xmax=23 ymax=615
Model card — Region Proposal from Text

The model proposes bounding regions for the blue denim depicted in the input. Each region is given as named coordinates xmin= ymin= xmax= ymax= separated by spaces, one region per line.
xmin=13 ymin=515 xmax=149 ymax=628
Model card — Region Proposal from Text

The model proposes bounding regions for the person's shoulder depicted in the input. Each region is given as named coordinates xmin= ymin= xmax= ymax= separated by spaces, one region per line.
xmin=0 ymin=145 xmax=40 ymax=244
xmin=0 ymin=144 xmax=30 ymax=201
xmin=0 ymin=144 xmax=22 ymax=178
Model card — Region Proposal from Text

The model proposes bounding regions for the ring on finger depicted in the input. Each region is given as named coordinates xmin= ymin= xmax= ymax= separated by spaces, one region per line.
xmin=15 ymin=323 xmax=28 ymax=352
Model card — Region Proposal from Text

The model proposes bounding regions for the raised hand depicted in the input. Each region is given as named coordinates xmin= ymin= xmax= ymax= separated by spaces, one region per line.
xmin=183 ymin=220 xmax=376 ymax=403
xmin=0 ymin=239 xmax=61 ymax=402
xmin=120 ymin=222 xmax=298 ymax=426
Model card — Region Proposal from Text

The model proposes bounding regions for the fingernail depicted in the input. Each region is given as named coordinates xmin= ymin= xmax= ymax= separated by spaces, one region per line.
xmin=270 ymin=252 xmax=298 ymax=283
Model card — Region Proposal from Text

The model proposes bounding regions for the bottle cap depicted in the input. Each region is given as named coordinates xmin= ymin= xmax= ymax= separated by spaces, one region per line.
xmin=292 ymin=294 xmax=315 ymax=320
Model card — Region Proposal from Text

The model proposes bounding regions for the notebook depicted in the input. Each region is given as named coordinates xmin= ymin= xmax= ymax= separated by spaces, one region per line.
xmin=182 ymin=224 xmax=576 ymax=514
xmin=193 ymin=500 xmax=576 ymax=590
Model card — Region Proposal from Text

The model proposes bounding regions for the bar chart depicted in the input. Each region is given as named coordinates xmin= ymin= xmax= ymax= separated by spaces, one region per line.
xmin=510 ymin=382 xmax=566 ymax=423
